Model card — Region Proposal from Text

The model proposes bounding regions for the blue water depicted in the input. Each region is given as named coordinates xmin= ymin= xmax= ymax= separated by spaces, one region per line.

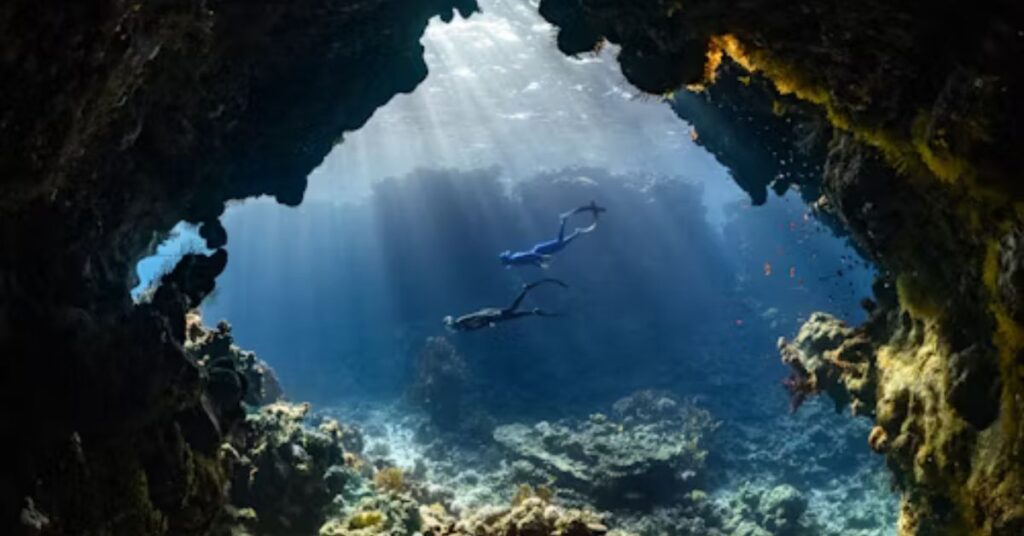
xmin=133 ymin=0 xmax=875 ymax=420
xmin=132 ymin=2 xmax=892 ymax=530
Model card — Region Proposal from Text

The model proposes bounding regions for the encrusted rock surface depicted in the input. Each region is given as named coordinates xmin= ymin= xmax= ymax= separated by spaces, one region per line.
xmin=1 ymin=1 xmax=477 ymax=533
xmin=185 ymin=311 xmax=284 ymax=408
xmin=778 ymin=312 xmax=878 ymax=416
xmin=219 ymin=402 xmax=361 ymax=535
xmin=494 ymin=391 xmax=715 ymax=509
xmin=407 ymin=337 xmax=471 ymax=430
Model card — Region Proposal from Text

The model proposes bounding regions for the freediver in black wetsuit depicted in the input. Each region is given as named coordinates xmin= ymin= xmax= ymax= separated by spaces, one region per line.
xmin=443 ymin=278 xmax=568 ymax=332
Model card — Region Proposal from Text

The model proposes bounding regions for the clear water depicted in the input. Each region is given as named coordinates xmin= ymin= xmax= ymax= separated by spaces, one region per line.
xmin=135 ymin=1 xmax=896 ymax=533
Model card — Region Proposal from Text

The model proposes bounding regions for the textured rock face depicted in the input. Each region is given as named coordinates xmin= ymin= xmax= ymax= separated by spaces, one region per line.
xmin=407 ymin=337 xmax=470 ymax=430
xmin=493 ymin=392 xmax=715 ymax=510
xmin=328 ymin=494 xmax=617 ymax=536
xmin=670 ymin=59 xmax=829 ymax=208
xmin=0 ymin=1 xmax=477 ymax=533
xmin=185 ymin=312 xmax=284 ymax=408
xmin=778 ymin=312 xmax=878 ymax=416
xmin=221 ymin=402 xmax=363 ymax=535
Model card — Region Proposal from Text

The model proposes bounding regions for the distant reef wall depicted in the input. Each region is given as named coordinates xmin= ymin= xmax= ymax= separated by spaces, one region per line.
xmin=0 ymin=1 xmax=476 ymax=533
xmin=535 ymin=1 xmax=1024 ymax=534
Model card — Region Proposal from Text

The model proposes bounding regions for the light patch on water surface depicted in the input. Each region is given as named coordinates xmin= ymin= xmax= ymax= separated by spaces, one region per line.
xmin=304 ymin=0 xmax=742 ymax=225
xmin=131 ymin=222 xmax=209 ymax=300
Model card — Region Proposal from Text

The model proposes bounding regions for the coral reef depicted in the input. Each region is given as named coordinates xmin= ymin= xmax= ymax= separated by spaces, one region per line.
xmin=327 ymin=398 xmax=897 ymax=536
xmin=623 ymin=482 xmax=814 ymax=536
xmin=493 ymin=391 xmax=715 ymax=510
xmin=407 ymin=337 xmax=471 ymax=431
xmin=186 ymin=311 xmax=284 ymax=408
xmin=321 ymin=492 xmax=617 ymax=536
xmin=220 ymin=402 xmax=362 ymax=535
xmin=778 ymin=312 xmax=878 ymax=417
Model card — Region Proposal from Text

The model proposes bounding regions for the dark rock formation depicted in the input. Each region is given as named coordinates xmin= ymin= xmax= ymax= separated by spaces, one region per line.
xmin=185 ymin=312 xmax=284 ymax=408
xmin=1 ymin=1 xmax=477 ymax=533
xmin=407 ymin=337 xmax=470 ymax=430
xmin=670 ymin=60 xmax=829 ymax=208
xmin=494 ymin=392 xmax=716 ymax=510
xmin=220 ymin=402 xmax=361 ymax=536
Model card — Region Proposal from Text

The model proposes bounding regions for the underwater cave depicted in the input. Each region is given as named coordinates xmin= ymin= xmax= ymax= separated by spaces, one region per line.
xmin=2 ymin=1 xmax=1023 ymax=535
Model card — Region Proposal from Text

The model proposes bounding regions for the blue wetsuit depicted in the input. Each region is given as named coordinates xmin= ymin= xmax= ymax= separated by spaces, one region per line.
xmin=500 ymin=202 xmax=605 ymax=268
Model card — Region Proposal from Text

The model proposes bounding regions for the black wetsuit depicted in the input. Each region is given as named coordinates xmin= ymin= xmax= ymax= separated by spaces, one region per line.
xmin=445 ymin=278 xmax=567 ymax=332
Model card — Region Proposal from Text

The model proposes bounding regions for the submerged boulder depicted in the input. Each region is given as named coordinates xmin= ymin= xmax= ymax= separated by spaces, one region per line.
xmin=185 ymin=312 xmax=284 ymax=408
xmin=493 ymin=392 xmax=715 ymax=510
xmin=720 ymin=483 xmax=810 ymax=536
xmin=407 ymin=337 xmax=470 ymax=429
xmin=221 ymin=402 xmax=364 ymax=536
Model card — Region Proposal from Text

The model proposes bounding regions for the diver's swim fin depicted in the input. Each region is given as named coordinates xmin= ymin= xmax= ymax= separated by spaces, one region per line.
xmin=565 ymin=201 xmax=607 ymax=219
xmin=584 ymin=201 xmax=607 ymax=217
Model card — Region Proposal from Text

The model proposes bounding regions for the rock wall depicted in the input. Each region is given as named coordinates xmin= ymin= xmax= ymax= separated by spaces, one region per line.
xmin=534 ymin=0 xmax=1024 ymax=533
xmin=0 ymin=1 xmax=477 ymax=533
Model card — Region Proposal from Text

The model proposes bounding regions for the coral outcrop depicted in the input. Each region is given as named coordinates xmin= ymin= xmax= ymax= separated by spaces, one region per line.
xmin=407 ymin=337 xmax=471 ymax=430
xmin=778 ymin=312 xmax=878 ymax=416
xmin=321 ymin=491 xmax=618 ymax=536
xmin=185 ymin=311 xmax=284 ymax=408
xmin=493 ymin=391 xmax=715 ymax=510
xmin=219 ymin=402 xmax=362 ymax=535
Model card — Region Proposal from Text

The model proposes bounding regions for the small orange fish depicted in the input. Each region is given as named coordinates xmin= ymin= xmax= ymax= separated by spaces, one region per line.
xmin=763 ymin=262 xmax=772 ymax=276
xmin=690 ymin=128 xmax=699 ymax=141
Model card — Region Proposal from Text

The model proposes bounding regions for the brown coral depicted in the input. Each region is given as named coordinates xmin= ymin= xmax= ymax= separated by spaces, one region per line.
xmin=868 ymin=426 xmax=889 ymax=454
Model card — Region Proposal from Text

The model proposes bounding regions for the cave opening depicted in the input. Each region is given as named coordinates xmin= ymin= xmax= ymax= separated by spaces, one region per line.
xmin=129 ymin=1 xmax=896 ymax=534
xmin=16 ymin=0 xmax=1023 ymax=534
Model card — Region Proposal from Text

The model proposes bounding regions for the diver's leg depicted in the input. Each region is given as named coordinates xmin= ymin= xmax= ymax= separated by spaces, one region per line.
xmin=560 ymin=229 xmax=580 ymax=246
xmin=506 ymin=278 xmax=568 ymax=312
xmin=532 ymin=308 xmax=560 ymax=318
xmin=506 ymin=284 xmax=531 ymax=312
xmin=506 ymin=309 xmax=556 ymax=322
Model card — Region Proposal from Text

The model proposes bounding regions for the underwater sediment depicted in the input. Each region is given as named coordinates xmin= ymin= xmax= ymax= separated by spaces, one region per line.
xmin=1 ymin=0 xmax=1023 ymax=534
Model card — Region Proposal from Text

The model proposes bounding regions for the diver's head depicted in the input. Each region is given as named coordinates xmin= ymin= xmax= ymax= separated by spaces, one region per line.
xmin=499 ymin=250 xmax=512 ymax=265
xmin=443 ymin=315 xmax=456 ymax=332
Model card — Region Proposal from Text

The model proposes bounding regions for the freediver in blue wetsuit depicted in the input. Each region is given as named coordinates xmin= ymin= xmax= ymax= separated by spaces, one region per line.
xmin=499 ymin=201 xmax=606 ymax=268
